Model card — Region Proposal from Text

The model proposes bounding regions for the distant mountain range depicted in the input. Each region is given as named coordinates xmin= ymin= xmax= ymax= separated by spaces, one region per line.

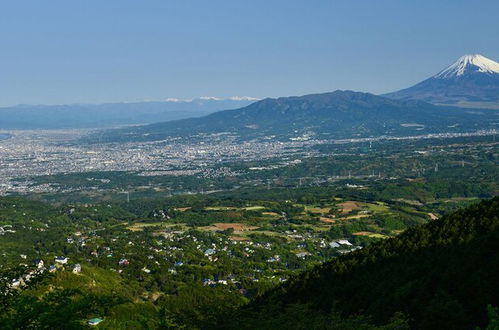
xmin=0 ymin=97 xmax=257 ymax=129
xmin=385 ymin=54 xmax=499 ymax=108
xmin=4 ymin=54 xmax=499 ymax=133
xmin=94 ymin=90 xmax=499 ymax=143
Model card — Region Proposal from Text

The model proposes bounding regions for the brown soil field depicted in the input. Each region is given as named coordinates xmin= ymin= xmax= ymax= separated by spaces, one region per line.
xmin=307 ymin=207 xmax=331 ymax=214
xmin=352 ymin=231 xmax=372 ymax=236
xmin=344 ymin=214 xmax=371 ymax=220
xmin=319 ymin=217 xmax=336 ymax=223
xmin=229 ymin=236 xmax=250 ymax=241
xmin=338 ymin=201 xmax=360 ymax=214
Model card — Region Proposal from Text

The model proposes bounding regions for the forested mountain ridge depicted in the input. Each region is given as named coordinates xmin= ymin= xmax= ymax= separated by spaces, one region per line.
xmin=92 ymin=90 xmax=499 ymax=143
xmin=224 ymin=197 xmax=499 ymax=329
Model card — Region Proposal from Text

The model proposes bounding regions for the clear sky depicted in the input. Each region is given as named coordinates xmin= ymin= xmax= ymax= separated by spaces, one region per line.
xmin=1 ymin=0 xmax=498 ymax=106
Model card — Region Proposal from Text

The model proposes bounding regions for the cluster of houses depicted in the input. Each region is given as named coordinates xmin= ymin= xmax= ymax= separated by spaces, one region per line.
xmin=66 ymin=232 xmax=87 ymax=247
xmin=45 ymin=257 xmax=82 ymax=274
xmin=202 ymin=278 xmax=228 ymax=286
xmin=202 ymin=273 xmax=241 ymax=287
xmin=4 ymin=255 xmax=85 ymax=293
xmin=5 ymin=261 xmax=45 ymax=292
xmin=48 ymin=222 xmax=362 ymax=291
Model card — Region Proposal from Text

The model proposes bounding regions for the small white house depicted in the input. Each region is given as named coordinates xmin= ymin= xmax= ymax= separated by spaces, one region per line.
xmin=88 ymin=318 xmax=103 ymax=326
xmin=11 ymin=279 xmax=21 ymax=288
xmin=55 ymin=256 xmax=69 ymax=264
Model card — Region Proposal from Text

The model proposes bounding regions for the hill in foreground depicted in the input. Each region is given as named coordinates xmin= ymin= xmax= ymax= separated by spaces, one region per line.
xmin=222 ymin=197 xmax=499 ymax=329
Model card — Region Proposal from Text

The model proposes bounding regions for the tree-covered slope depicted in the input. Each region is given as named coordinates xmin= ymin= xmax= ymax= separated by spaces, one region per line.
xmin=227 ymin=197 xmax=499 ymax=329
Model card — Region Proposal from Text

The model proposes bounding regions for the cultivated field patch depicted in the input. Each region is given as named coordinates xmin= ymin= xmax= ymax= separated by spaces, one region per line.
xmin=338 ymin=201 xmax=360 ymax=214
xmin=200 ymin=223 xmax=259 ymax=232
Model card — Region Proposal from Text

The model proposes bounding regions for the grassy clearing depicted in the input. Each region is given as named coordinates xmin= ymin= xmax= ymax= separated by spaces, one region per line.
xmin=240 ymin=230 xmax=285 ymax=238
xmin=308 ymin=225 xmax=333 ymax=232
xmin=353 ymin=232 xmax=389 ymax=239
xmin=199 ymin=223 xmax=259 ymax=232
xmin=127 ymin=222 xmax=181 ymax=232
xmin=262 ymin=211 xmax=280 ymax=217
xmin=343 ymin=214 xmax=371 ymax=220
xmin=304 ymin=205 xmax=332 ymax=214
xmin=204 ymin=205 xmax=265 ymax=211
xmin=363 ymin=202 xmax=390 ymax=213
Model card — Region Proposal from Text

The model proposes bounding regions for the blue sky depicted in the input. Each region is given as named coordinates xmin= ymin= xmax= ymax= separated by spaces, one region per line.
xmin=1 ymin=0 xmax=498 ymax=106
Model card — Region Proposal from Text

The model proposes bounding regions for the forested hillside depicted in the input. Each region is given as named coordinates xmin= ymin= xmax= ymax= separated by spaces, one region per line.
xmin=226 ymin=197 xmax=499 ymax=329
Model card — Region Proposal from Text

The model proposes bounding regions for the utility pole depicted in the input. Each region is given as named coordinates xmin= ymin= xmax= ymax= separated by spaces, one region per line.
xmin=435 ymin=163 xmax=439 ymax=173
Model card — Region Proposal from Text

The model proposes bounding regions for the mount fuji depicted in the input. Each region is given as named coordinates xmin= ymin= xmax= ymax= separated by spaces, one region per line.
xmin=385 ymin=54 xmax=499 ymax=108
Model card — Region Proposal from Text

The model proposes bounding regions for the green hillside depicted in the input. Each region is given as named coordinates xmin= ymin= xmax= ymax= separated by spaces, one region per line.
xmin=1 ymin=196 xmax=498 ymax=329
xmin=226 ymin=197 xmax=499 ymax=329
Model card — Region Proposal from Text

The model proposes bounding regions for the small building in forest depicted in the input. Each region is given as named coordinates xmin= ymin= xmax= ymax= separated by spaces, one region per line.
xmin=88 ymin=318 xmax=103 ymax=326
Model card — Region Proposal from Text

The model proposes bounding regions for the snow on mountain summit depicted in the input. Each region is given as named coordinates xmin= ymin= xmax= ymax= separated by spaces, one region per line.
xmin=384 ymin=54 xmax=499 ymax=107
xmin=434 ymin=54 xmax=499 ymax=79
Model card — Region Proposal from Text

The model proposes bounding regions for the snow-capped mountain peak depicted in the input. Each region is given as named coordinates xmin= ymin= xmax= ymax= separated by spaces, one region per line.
xmin=434 ymin=54 xmax=499 ymax=79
